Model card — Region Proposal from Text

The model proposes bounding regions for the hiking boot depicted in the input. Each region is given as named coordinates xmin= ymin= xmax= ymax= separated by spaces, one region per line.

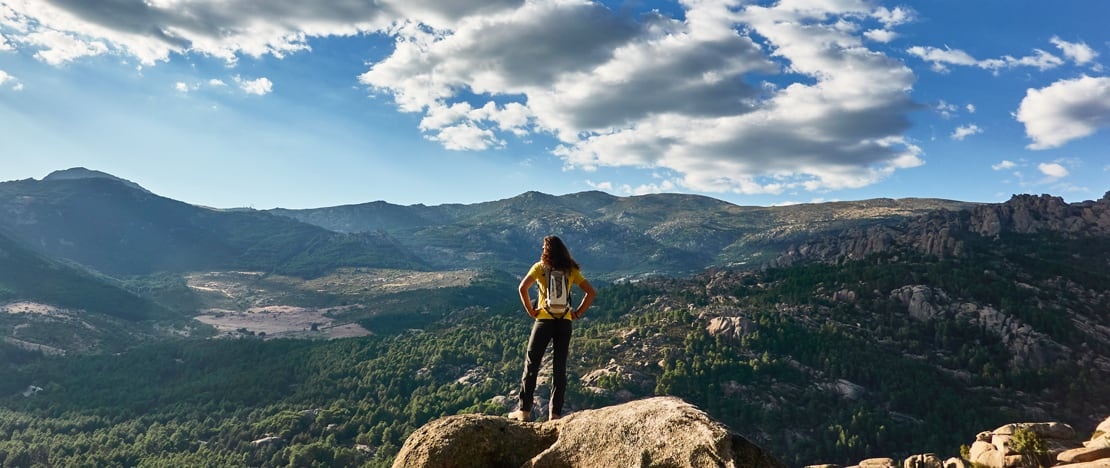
xmin=509 ymin=409 xmax=531 ymax=422
xmin=548 ymin=412 xmax=562 ymax=421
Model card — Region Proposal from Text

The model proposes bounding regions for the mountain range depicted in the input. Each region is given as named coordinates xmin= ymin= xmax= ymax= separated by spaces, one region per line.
xmin=0 ymin=168 xmax=1107 ymax=466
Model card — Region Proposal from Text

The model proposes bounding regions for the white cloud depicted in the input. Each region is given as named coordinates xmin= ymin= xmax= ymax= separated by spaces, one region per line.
xmin=1038 ymin=162 xmax=1069 ymax=180
xmin=0 ymin=33 xmax=13 ymax=51
xmin=872 ymin=6 xmax=915 ymax=28
xmin=586 ymin=180 xmax=614 ymax=191
xmin=0 ymin=68 xmax=22 ymax=90
xmin=26 ymin=30 xmax=108 ymax=65
xmin=936 ymin=100 xmax=957 ymax=118
xmin=234 ymin=76 xmax=273 ymax=96
xmin=907 ymin=45 xmax=1063 ymax=73
xmin=951 ymin=124 xmax=982 ymax=141
xmin=428 ymin=122 xmax=501 ymax=151
xmin=208 ymin=79 xmax=226 ymax=87
xmin=991 ymin=160 xmax=1016 ymax=171
xmin=966 ymin=104 xmax=975 ymax=113
xmin=1016 ymin=75 xmax=1110 ymax=149
xmin=592 ymin=178 xmax=678 ymax=197
xmin=174 ymin=81 xmax=189 ymax=92
xmin=905 ymin=46 xmax=978 ymax=72
xmin=863 ymin=29 xmax=897 ymax=43
xmin=1050 ymin=36 xmax=1098 ymax=65
xmin=0 ymin=0 xmax=524 ymax=66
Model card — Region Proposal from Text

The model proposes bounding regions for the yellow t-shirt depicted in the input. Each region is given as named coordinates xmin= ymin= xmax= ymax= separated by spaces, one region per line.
xmin=528 ymin=261 xmax=585 ymax=320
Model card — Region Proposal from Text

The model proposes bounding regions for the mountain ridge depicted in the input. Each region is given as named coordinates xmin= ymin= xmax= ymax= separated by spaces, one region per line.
xmin=0 ymin=173 xmax=427 ymax=278
xmin=270 ymin=188 xmax=975 ymax=279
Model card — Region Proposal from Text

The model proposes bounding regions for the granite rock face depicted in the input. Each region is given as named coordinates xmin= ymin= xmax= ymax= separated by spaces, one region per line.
xmin=392 ymin=396 xmax=785 ymax=468
xmin=889 ymin=284 xmax=1069 ymax=370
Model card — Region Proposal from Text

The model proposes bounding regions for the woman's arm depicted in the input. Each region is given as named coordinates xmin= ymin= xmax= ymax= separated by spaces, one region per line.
xmin=573 ymin=279 xmax=596 ymax=319
xmin=518 ymin=275 xmax=538 ymax=318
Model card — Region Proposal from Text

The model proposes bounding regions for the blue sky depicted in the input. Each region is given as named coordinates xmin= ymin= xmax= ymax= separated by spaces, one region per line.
xmin=0 ymin=0 xmax=1107 ymax=209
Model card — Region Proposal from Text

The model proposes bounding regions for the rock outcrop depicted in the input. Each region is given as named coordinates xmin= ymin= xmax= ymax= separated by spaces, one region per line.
xmin=961 ymin=417 xmax=1110 ymax=468
xmin=392 ymin=396 xmax=784 ymax=468
xmin=889 ymin=285 xmax=1069 ymax=369
xmin=970 ymin=194 xmax=1110 ymax=237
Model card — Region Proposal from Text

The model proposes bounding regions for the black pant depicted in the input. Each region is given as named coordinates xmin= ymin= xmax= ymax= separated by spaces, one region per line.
xmin=518 ymin=319 xmax=572 ymax=416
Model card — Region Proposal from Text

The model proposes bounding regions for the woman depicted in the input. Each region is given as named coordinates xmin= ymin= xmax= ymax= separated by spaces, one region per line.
xmin=510 ymin=235 xmax=596 ymax=422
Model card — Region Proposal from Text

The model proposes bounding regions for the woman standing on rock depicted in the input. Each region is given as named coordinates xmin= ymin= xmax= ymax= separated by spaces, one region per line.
xmin=511 ymin=235 xmax=596 ymax=422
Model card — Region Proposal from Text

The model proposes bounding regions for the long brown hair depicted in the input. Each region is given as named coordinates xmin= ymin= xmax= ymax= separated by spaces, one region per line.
xmin=540 ymin=235 xmax=579 ymax=271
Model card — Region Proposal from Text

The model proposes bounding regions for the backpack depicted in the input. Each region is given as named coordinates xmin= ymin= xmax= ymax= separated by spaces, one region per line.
xmin=543 ymin=266 xmax=572 ymax=319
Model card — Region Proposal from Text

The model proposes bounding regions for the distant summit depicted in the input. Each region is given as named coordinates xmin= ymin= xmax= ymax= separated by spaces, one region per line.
xmin=43 ymin=167 xmax=149 ymax=193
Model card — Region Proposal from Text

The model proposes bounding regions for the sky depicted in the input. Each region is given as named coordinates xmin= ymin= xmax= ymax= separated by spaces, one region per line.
xmin=0 ymin=0 xmax=1108 ymax=210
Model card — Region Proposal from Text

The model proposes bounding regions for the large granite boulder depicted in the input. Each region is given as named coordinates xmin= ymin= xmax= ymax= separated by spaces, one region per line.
xmin=393 ymin=396 xmax=784 ymax=468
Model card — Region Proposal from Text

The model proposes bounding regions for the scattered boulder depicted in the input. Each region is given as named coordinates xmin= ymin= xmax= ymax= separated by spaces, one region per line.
xmin=706 ymin=315 xmax=755 ymax=340
xmin=1058 ymin=445 xmax=1110 ymax=464
xmin=903 ymin=453 xmax=943 ymax=468
xmin=943 ymin=457 xmax=965 ymax=468
xmin=251 ymin=435 xmax=284 ymax=447
xmin=858 ymin=457 xmax=896 ymax=468
xmin=393 ymin=396 xmax=784 ymax=468
xmin=961 ymin=418 xmax=1110 ymax=468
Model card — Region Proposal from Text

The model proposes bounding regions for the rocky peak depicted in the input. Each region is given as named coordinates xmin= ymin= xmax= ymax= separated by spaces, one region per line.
xmin=775 ymin=192 xmax=1110 ymax=267
xmin=970 ymin=193 xmax=1110 ymax=237
xmin=42 ymin=167 xmax=149 ymax=193
xmin=392 ymin=396 xmax=785 ymax=468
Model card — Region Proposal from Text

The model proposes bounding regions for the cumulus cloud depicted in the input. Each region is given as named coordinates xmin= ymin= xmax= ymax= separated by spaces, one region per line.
xmin=872 ymin=6 xmax=915 ymax=28
xmin=1016 ymin=75 xmax=1110 ymax=149
xmin=2 ymin=0 xmax=929 ymax=196
xmin=1038 ymin=162 xmax=1069 ymax=180
xmin=863 ymin=29 xmax=897 ymax=43
xmin=966 ymin=104 xmax=975 ymax=113
xmin=0 ymin=0 xmax=524 ymax=65
xmin=234 ymin=76 xmax=273 ymax=96
xmin=951 ymin=124 xmax=982 ymax=141
xmin=356 ymin=0 xmax=927 ymax=194
xmin=26 ymin=30 xmax=109 ymax=65
xmin=991 ymin=160 xmax=1016 ymax=171
xmin=908 ymin=45 xmax=1063 ymax=73
xmin=1050 ymin=36 xmax=1098 ymax=66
